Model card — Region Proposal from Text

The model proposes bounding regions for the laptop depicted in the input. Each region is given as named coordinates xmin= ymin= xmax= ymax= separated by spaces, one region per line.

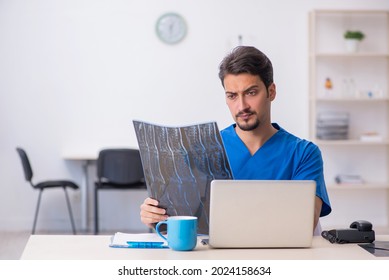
xmin=208 ymin=180 xmax=316 ymax=248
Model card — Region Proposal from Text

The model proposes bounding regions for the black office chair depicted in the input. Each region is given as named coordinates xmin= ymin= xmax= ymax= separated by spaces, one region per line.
xmin=16 ymin=147 xmax=79 ymax=235
xmin=94 ymin=148 xmax=147 ymax=234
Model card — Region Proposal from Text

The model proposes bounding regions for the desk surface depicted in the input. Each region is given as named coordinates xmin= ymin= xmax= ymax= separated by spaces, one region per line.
xmin=20 ymin=235 xmax=389 ymax=260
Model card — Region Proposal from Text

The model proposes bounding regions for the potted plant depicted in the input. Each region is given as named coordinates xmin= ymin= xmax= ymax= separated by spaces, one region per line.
xmin=343 ymin=30 xmax=365 ymax=52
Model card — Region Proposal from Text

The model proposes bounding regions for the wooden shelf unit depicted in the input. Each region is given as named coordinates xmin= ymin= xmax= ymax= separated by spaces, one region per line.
xmin=309 ymin=10 xmax=389 ymax=233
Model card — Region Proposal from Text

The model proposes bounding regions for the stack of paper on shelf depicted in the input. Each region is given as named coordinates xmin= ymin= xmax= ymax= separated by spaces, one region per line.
xmin=316 ymin=112 xmax=349 ymax=140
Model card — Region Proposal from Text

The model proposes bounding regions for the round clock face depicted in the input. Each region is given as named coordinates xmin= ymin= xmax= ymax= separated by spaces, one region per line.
xmin=156 ymin=13 xmax=187 ymax=44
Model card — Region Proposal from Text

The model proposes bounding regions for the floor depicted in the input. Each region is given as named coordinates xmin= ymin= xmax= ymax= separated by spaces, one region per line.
xmin=0 ymin=231 xmax=31 ymax=260
xmin=0 ymin=228 xmax=148 ymax=260
xmin=0 ymin=230 xmax=96 ymax=260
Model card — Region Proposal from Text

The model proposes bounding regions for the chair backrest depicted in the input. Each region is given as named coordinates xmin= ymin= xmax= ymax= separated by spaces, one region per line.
xmin=97 ymin=149 xmax=145 ymax=185
xmin=16 ymin=147 xmax=33 ymax=182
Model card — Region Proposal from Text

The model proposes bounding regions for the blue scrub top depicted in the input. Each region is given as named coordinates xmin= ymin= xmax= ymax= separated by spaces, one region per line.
xmin=221 ymin=123 xmax=331 ymax=217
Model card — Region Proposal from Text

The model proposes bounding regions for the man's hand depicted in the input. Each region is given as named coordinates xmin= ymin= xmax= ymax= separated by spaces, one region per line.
xmin=140 ymin=197 xmax=168 ymax=228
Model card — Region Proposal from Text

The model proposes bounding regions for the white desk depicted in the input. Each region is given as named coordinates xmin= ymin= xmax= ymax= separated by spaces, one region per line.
xmin=20 ymin=235 xmax=389 ymax=260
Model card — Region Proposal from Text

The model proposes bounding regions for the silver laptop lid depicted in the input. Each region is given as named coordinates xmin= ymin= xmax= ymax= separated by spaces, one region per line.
xmin=208 ymin=180 xmax=316 ymax=248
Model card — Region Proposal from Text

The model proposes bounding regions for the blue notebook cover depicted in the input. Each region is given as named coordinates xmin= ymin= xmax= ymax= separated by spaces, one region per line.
xmin=110 ymin=232 xmax=168 ymax=248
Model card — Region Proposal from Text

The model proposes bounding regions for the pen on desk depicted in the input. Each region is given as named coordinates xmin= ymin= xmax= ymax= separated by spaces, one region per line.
xmin=126 ymin=241 xmax=168 ymax=248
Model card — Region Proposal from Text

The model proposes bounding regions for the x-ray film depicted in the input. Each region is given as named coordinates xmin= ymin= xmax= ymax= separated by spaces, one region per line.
xmin=133 ymin=120 xmax=232 ymax=234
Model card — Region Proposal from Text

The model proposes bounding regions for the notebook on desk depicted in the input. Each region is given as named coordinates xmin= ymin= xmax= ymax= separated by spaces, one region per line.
xmin=208 ymin=180 xmax=316 ymax=248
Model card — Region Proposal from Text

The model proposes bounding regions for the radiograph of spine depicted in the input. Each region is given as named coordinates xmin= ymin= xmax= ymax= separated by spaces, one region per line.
xmin=133 ymin=121 xmax=154 ymax=194
xmin=133 ymin=120 xmax=232 ymax=234
xmin=153 ymin=125 xmax=178 ymax=216
xmin=183 ymin=125 xmax=212 ymax=228
xmin=144 ymin=124 xmax=167 ymax=201
xmin=199 ymin=122 xmax=232 ymax=179
xmin=165 ymin=126 xmax=199 ymax=217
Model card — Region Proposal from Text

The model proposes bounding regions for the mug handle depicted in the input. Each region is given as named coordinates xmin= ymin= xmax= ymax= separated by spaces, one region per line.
xmin=155 ymin=221 xmax=168 ymax=242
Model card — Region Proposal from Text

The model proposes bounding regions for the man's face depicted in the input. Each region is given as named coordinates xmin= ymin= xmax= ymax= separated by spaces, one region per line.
xmin=223 ymin=73 xmax=275 ymax=131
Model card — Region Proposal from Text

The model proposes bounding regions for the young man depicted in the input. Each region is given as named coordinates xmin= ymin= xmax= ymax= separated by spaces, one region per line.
xmin=140 ymin=46 xmax=331 ymax=232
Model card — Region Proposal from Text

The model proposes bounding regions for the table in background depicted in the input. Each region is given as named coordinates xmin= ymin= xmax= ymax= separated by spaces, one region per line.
xmin=20 ymin=235 xmax=389 ymax=260
xmin=62 ymin=150 xmax=97 ymax=232
xmin=63 ymin=146 xmax=138 ymax=232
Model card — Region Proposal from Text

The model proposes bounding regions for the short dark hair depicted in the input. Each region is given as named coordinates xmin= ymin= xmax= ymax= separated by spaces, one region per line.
xmin=218 ymin=46 xmax=273 ymax=88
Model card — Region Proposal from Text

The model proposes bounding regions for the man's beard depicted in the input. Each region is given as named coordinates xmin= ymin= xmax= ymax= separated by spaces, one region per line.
xmin=236 ymin=111 xmax=260 ymax=131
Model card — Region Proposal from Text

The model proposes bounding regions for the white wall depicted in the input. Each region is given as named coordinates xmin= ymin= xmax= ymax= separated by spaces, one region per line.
xmin=1 ymin=0 xmax=389 ymax=233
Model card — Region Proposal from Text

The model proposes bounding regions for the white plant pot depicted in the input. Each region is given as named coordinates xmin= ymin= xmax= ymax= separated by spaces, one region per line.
xmin=345 ymin=39 xmax=360 ymax=53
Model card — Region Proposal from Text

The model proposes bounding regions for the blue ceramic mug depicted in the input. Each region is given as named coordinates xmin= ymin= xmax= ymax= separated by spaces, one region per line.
xmin=156 ymin=216 xmax=198 ymax=251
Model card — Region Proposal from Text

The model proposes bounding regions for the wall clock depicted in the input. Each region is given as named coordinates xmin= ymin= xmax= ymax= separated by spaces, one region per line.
xmin=156 ymin=13 xmax=187 ymax=44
